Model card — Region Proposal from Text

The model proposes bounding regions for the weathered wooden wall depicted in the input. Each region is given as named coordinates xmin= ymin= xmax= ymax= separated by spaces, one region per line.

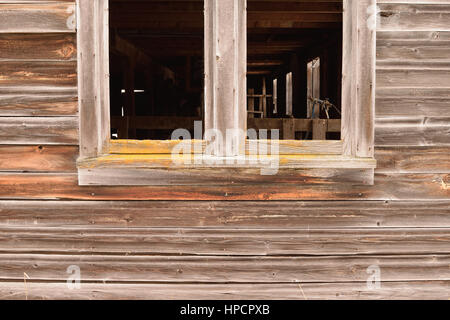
xmin=0 ymin=0 xmax=448 ymax=299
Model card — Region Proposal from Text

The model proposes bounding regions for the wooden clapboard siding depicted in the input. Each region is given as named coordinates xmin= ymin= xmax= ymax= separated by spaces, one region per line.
xmin=0 ymin=61 xmax=77 ymax=87
xmin=0 ymin=0 xmax=448 ymax=300
xmin=377 ymin=2 xmax=450 ymax=31
xmin=0 ymin=200 xmax=449 ymax=229
xmin=375 ymin=119 xmax=450 ymax=146
xmin=0 ymin=117 xmax=78 ymax=145
xmin=0 ymin=145 xmax=78 ymax=172
xmin=0 ymin=281 xmax=448 ymax=300
xmin=0 ymin=3 xmax=75 ymax=33
xmin=0 ymin=173 xmax=448 ymax=200
xmin=376 ymin=147 xmax=450 ymax=173
xmin=0 ymin=254 xmax=448 ymax=283
xmin=0 ymin=88 xmax=78 ymax=116
xmin=0 ymin=227 xmax=448 ymax=256
xmin=0 ymin=33 xmax=76 ymax=61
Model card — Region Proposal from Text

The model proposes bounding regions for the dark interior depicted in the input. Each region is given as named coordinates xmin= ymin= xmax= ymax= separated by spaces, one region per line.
xmin=109 ymin=0 xmax=343 ymax=140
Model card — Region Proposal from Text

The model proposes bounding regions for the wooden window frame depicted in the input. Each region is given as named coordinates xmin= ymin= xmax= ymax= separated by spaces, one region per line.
xmin=76 ymin=0 xmax=376 ymax=186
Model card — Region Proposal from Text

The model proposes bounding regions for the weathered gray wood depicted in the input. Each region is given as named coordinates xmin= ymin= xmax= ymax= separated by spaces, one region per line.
xmin=378 ymin=3 xmax=450 ymax=31
xmin=0 ymin=254 xmax=448 ymax=283
xmin=375 ymin=118 xmax=450 ymax=146
xmin=0 ymin=3 xmax=76 ymax=33
xmin=0 ymin=87 xmax=78 ymax=116
xmin=0 ymin=227 xmax=449 ymax=256
xmin=356 ymin=0 xmax=376 ymax=157
xmin=377 ymin=32 xmax=450 ymax=66
xmin=376 ymin=87 xmax=450 ymax=117
xmin=377 ymin=68 xmax=450 ymax=88
xmin=341 ymin=0 xmax=356 ymax=155
xmin=0 ymin=117 xmax=78 ymax=145
xmin=77 ymin=0 xmax=110 ymax=158
xmin=1 ymin=200 xmax=449 ymax=229
xmin=204 ymin=0 xmax=247 ymax=156
xmin=342 ymin=0 xmax=376 ymax=158
xmin=0 ymin=281 xmax=448 ymax=300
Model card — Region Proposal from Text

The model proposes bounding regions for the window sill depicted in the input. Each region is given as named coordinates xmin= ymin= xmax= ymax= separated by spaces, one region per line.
xmin=77 ymin=154 xmax=376 ymax=186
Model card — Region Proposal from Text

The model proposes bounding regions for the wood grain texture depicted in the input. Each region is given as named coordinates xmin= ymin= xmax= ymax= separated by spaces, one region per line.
xmin=377 ymin=31 xmax=450 ymax=67
xmin=0 ymin=33 xmax=76 ymax=61
xmin=0 ymin=0 xmax=447 ymax=301
xmin=376 ymin=147 xmax=450 ymax=173
xmin=0 ymin=87 xmax=77 ymax=116
xmin=77 ymin=0 xmax=110 ymax=158
xmin=375 ymin=118 xmax=450 ymax=146
xmin=0 ymin=281 xmax=448 ymax=300
xmin=378 ymin=3 xmax=450 ymax=31
xmin=78 ymin=167 xmax=375 ymax=186
xmin=0 ymin=173 xmax=448 ymax=200
xmin=0 ymin=117 xmax=78 ymax=145
xmin=0 ymin=254 xmax=448 ymax=283
xmin=1 ymin=200 xmax=449 ymax=229
xmin=0 ymin=145 xmax=78 ymax=172
xmin=377 ymin=68 xmax=450 ymax=88
xmin=0 ymin=3 xmax=76 ymax=33
xmin=0 ymin=227 xmax=448 ymax=256
xmin=109 ymin=139 xmax=344 ymax=155
xmin=0 ymin=61 xmax=77 ymax=87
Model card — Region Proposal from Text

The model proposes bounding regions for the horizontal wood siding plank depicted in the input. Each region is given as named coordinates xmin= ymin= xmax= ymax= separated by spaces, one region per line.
xmin=0 ymin=117 xmax=78 ymax=145
xmin=0 ymin=33 xmax=76 ymax=61
xmin=0 ymin=173 xmax=448 ymax=200
xmin=376 ymin=147 xmax=450 ymax=173
xmin=1 ymin=200 xmax=449 ymax=229
xmin=375 ymin=123 xmax=450 ymax=146
xmin=78 ymin=167 xmax=375 ymax=186
xmin=0 ymin=281 xmax=448 ymax=300
xmin=376 ymin=97 xmax=450 ymax=118
xmin=0 ymin=227 xmax=448 ymax=256
xmin=0 ymin=254 xmax=448 ymax=283
xmin=377 ymin=68 xmax=450 ymax=88
xmin=0 ymin=88 xmax=78 ymax=116
xmin=378 ymin=3 xmax=450 ymax=31
xmin=0 ymin=3 xmax=75 ymax=33
xmin=0 ymin=145 xmax=78 ymax=172
xmin=0 ymin=61 xmax=77 ymax=87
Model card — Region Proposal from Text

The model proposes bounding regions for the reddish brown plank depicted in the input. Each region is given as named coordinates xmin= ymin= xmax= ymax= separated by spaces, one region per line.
xmin=0 ymin=61 xmax=76 ymax=87
xmin=0 ymin=117 xmax=78 ymax=145
xmin=376 ymin=147 xmax=450 ymax=173
xmin=0 ymin=145 xmax=78 ymax=172
xmin=0 ymin=173 xmax=448 ymax=200
xmin=0 ymin=3 xmax=76 ymax=33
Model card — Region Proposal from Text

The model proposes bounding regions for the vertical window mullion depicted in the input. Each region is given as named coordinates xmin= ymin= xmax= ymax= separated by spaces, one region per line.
xmin=204 ymin=0 xmax=247 ymax=156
